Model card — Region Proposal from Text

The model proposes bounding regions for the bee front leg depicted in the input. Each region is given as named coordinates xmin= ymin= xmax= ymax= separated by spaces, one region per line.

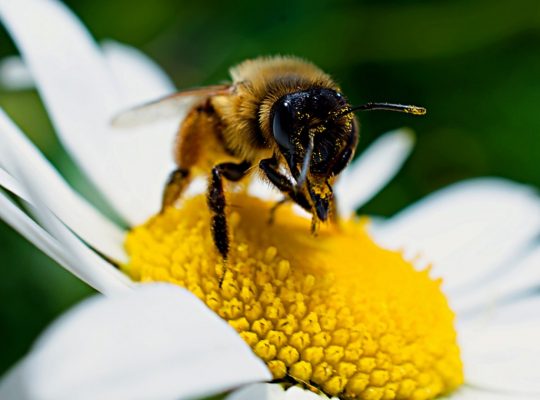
xmin=207 ymin=161 xmax=251 ymax=285
xmin=259 ymin=158 xmax=312 ymax=216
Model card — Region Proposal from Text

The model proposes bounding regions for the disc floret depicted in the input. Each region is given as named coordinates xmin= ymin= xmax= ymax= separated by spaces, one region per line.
xmin=124 ymin=193 xmax=463 ymax=399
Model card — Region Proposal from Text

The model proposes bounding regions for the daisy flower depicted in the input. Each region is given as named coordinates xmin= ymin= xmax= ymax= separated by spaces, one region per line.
xmin=1 ymin=1 xmax=540 ymax=399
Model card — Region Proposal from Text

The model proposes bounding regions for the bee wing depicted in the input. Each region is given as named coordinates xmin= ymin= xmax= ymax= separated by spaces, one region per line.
xmin=111 ymin=84 xmax=234 ymax=128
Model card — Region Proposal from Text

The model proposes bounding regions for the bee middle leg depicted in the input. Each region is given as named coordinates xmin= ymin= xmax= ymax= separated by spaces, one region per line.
xmin=207 ymin=161 xmax=251 ymax=265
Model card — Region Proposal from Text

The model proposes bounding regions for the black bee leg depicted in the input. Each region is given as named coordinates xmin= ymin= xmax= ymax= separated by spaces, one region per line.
xmin=259 ymin=158 xmax=312 ymax=214
xmin=161 ymin=168 xmax=190 ymax=213
xmin=207 ymin=161 xmax=251 ymax=286
xmin=268 ymin=198 xmax=289 ymax=224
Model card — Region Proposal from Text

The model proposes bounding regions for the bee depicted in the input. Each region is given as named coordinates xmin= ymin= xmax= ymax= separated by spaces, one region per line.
xmin=113 ymin=56 xmax=425 ymax=274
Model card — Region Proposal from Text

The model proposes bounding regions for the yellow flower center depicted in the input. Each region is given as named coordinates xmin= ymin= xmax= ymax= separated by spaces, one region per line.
xmin=123 ymin=193 xmax=463 ymax=400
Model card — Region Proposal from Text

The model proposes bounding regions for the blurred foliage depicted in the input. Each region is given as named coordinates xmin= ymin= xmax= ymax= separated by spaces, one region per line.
xmin=0 ymin=0 xmax=539 ymax=374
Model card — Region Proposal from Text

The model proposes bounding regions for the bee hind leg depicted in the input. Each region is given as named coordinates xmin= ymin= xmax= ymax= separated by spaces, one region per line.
xmin=161 ymin=168 xmax=190 ymax=213
xmin=207 ymin=161 xmax=251 ymax=286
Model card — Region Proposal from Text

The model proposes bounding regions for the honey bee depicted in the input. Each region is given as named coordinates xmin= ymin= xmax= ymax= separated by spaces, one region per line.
xmin=113 ymin=56 xmax=425 ymax=272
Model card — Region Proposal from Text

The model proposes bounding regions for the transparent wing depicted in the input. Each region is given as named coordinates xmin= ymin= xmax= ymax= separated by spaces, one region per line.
xmin=111 ymin=84 xmax=234 ymax=128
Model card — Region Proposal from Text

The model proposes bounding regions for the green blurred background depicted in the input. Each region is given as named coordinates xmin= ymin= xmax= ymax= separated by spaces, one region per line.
xmin=0 ymin=0 xmax=539 ymax=374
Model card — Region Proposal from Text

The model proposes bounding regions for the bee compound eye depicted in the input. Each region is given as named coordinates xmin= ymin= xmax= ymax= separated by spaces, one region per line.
xmin=272 ymin=98 xmax=295 ymax=150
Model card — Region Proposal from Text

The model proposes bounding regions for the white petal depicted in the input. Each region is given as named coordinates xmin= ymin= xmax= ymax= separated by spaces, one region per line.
xmin=0 ymin=166 xmax=28 ymax=198
xmin=101 ymin=40 xmax=175 ymax=107
xmin=0 ymin=361 xmax=31 ymax=400
xmin=14 ymin=189 xmax=131 ymax=296
xmin=0 ymin=284 xmax=271 ymax=400
xmin=0 ymin=113 xmax=130 ymax=294
xmin=0 ymin=188 xmax=129 ymax=294
xmin=453 ymin=245 xmax=540 ymax=316
xmin=227 ymin=384 xmax=323 ymax=400
xmin=461 ymin=325 xmax=540 ymax=395
xmin=459 ymin=295 xmax=540 ymax=332
xmin=0 ymin=54 xmax=33 ymax=89
xmin=459 ymin=296 xmax=540 ymax=395
xmin=335 ymin=128 xmax=415 ymax=216
xmin=0 ymin=189 xmax=78 ymax=278
xmin=0 ymin=108 xmax=127 ymax=262
xmin=226 ymin=383 xmax=286 ymax=400
xmin=445 ymin=386 xmax=536 ymax=399
xmin=371 ymin=178 xmax=540 ymax=293
xmin=284 ymin=387 xmax=325 ymax=399
xmin=0 ymin=39 xmax=175 ymax=98
xmin=0 ymin=0 xmax=179 ymax=224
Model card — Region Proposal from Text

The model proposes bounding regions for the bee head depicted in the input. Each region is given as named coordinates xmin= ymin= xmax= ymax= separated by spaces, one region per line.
xmin=271 ymin=88 xmax=358 ymax=221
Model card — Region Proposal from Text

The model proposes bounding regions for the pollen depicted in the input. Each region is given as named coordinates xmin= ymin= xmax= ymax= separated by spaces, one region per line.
xmin=123 ymin=193 xmax=463 ymax=399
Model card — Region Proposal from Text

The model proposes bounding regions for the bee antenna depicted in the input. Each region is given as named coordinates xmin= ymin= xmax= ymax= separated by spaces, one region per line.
xmin=296 ymin=133 xmax=315 ymax=190
xmin=334 ymin=102 xmax=427 ymax=120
